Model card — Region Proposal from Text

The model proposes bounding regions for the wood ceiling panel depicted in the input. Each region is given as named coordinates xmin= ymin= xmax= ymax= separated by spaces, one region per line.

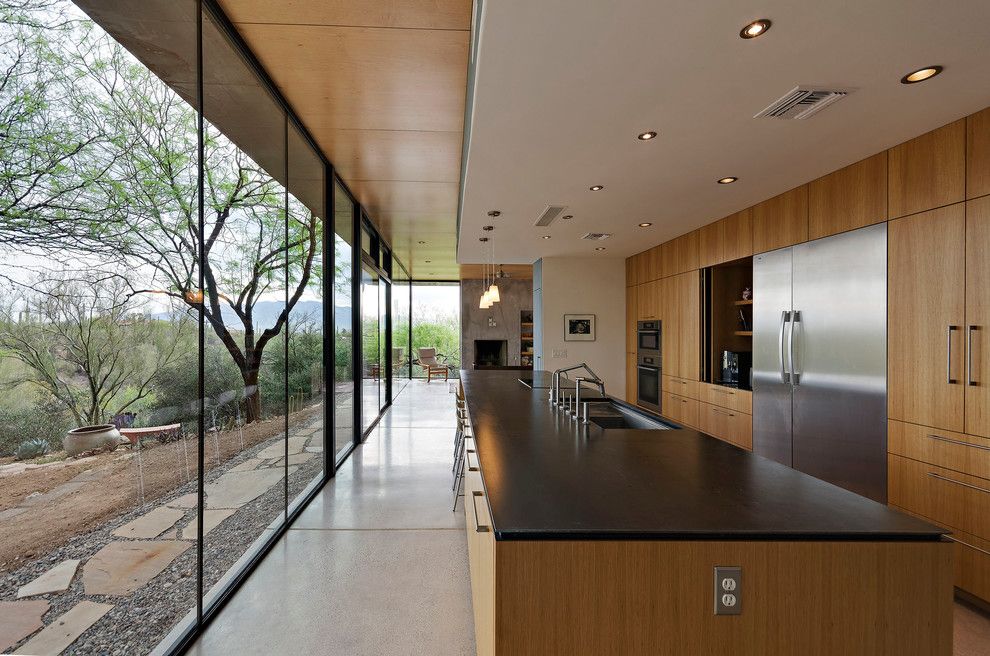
xmin=319 ymin=129 xmax=463 ymax=183
xmin=233 ymin=23 xmax=469 ymax=132
xmin=220 ymin=0 xmax=472 ymax=31
xmin=352 ymin=181 xmax=460 ymax=217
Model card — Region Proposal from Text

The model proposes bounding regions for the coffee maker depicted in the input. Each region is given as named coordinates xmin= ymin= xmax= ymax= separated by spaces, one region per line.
xmin=721 ymin=350 xmax=752 ymax=388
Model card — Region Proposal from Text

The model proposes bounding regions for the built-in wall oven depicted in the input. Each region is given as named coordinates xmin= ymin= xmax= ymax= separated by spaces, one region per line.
xmin=637 ymin=321 xmax=661 ymax=412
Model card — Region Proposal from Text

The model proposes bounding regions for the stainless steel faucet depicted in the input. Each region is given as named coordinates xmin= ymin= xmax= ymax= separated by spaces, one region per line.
xmin=550 ymin=363 xmax=606 ymax=409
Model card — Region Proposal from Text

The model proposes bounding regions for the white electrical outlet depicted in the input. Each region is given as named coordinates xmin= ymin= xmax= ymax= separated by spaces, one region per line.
xmin=552 ymin=349 xmax=567 ymax=359
xmin=714 ymin=566 xmax=741 ymax=615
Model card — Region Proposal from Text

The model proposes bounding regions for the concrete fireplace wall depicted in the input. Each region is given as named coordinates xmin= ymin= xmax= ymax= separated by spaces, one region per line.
xmin=461 ymin=277 xmax=534 ymax=368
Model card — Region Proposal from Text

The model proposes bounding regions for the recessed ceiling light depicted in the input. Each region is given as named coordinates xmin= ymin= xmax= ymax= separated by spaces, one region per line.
xmin=637 ymin=131 xmax=657 ymax=141
xmin=739 ymin=19 xmax=771 ymax=39
xmin=595 ymin=247 xmax=606 ymax=251
xmin=562 ymin=215 xmax=574 ymax=220
xmin=425 ymin=260 xmax=432 ymax=263
xmin=717 ymin=176 xmax=738 ymax=184
xmin=638 ymin=222 xmax=653 ymax=227
xmin=589 ymin=185 xmax=604 ymax=191
xmin=417 ymin=240 xmax=426 ymax=244
xmin=542 ymin=235 xmax=552 ymax=240
xmin=901 ymin=66 xmax=942 ymax=84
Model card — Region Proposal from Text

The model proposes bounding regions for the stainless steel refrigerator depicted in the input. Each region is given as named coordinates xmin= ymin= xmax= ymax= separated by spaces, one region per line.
xmin=752 ymin=223 xmax=887 ymax=502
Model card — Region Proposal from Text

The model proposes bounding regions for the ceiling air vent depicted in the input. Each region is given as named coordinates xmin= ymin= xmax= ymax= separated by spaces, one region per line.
xmin=534 ymin=204 xmax=567 ymax=227
xmin=754 ymin=86 xmax=851 ymax=120
xmin=581 ymin=232 xmax=612 ymax=241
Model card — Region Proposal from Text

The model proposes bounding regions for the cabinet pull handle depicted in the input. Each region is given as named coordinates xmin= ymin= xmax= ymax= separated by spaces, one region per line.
xmin=947 ymin=325 xmax=959 ymax=384
xmin=712 ymin=388 xmax=735 ymax=395
xmin=927 ymin=471 xmax=990 ymax=495
xmin=712 ymin=408 xmax=736 ymax=417
xmin=927 ymin=433 xmax=990 ymax=452
xmin=466 ymin=449 xmax=479 ymax=471
xmin=471 ymin=491 xmax=490 ymax=533
xmin=947 ymin=535 xmax=990 ymax=558
xmin=968 ymin=325 xmax=979 ymax=387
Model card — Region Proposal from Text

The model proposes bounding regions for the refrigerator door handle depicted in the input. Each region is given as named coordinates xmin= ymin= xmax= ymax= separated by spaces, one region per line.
xmin=789 ymin=310 xmax=801 ymax=386
xmin=947 ymin=325 xmax=959 ymax=384
xmin=778 ymin=310 xmax=790 ymax=384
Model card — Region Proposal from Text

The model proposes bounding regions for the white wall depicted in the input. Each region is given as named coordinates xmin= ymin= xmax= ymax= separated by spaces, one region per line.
xmin=538 ymin=257 xmax=626 ymax=397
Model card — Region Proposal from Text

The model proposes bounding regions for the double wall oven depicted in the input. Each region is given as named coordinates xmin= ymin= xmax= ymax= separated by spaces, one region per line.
xmin=636 ymin=320 xmax=661 ymax=412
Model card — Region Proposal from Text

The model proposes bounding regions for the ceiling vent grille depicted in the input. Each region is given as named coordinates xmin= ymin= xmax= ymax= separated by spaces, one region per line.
xmin=754 ymin=86 xmax=851 ymax=120
xmin=581 ymin=232 xmax=612 ymax=241
xmin=534 ymin=204 xmax=567 ymax=227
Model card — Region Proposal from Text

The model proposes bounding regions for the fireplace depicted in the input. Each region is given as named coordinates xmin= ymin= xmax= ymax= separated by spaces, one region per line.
xmin=474 ymin=340 xmax=508 ymax=368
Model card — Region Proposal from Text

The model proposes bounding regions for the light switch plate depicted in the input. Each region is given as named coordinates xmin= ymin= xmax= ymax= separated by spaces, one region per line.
xmin=552 ymin=349 xmax=567 ymax=358
xmin=714 ymin=566 xmax=741 ymax=615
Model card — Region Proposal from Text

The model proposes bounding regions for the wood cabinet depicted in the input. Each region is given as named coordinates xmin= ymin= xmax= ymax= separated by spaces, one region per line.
xmin=625 ymin=256 xmax=638 ymax=287
xmin=968 ymin=107 xmax=990 ymax=200
xmin=632 ymin=247 xmax=662 ymax=283
xmin=699 ymin=209 xmax=753 ymax=267
xmin=752 ymin=185 xmax=808 ymax=254
xmin=888 ymin=420 xmax=990 ymax=482
xmin=661 ymin=272 xmax=700 ymax=381
xmin=888 ymin=204 xmax=966 ymax=432
xmin=808 ymin=152 xmax=887 ymax=240
xmin=635 ymin=250 xmax=651 ymax=284
xmin=700 ymin=383 xmax=752 ymax=414
xmin=636 ymin=279 xmax=660 ymax=320
xmin=699 ymin=402 xmax=753 ymax=450
xmin=888 ymin=119 xmax=966 ymax=219
xmin=463 ymin=459 xmax=495 ymax=656
xmin=662 ymin=391 xmax=699 ymax=428
xmin=648 ymin=245 xmax=662 ymax=281
xmin=967 ymin=197 xmax=990 ymax=437
xmin=625 ymin=284 xmax=638 ymax=352
xmin=662 ymin=375 xmax=699 ymax=400
xmin=661 ymin=230 xmax=700 ymax=277
xmin=625 ymin=352 xmax=637 ymax=404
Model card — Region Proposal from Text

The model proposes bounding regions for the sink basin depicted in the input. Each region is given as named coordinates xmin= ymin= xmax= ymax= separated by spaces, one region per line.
xmin=587 ymin=403 xmax=671 ymax=430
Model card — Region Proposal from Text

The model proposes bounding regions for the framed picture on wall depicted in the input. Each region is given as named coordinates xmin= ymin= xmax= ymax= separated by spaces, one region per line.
xmin=564 ymin=314 xmax=596 ymax=341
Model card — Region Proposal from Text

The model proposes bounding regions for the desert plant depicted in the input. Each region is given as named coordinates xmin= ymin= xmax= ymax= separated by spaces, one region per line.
xmin=15 ymin=437 xmax=50 ymax=461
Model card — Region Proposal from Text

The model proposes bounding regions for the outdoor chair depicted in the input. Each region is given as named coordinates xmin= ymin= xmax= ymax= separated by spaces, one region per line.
xmin=415 ymin=348 xmax=449 ymax=383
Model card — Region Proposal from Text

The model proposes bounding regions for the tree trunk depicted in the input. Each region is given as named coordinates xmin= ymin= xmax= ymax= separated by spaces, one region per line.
xmin=242 ymin=366 xmax=262 ymax=423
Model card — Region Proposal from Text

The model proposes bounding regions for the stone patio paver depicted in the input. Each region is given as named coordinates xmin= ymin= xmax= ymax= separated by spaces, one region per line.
xmin=112 ymin=506 xmax=185 ymax=539
xmin=83 ymin=540 xmax=191 ymax=596
xmin=204 ymin=467 xmax=290 ymax=509
xmin=271 ymin=453 xmax=315 ymax=468
xmin=17 ymin=559 xmax=81 ymax=598
xmin=166 ymin=493 xmax=198 ymax=509
xmin=0 ymin=600 xmax=49 ymax=653
xmin=228 ymin=458 xmax=265 ymax=473
xmin=179 ymin=508 xmax=237 ymax=540
xmin=13 ymin=601 xmax=112 ymax=655
xmin=20 ymin=481 xmax=87 ymax=508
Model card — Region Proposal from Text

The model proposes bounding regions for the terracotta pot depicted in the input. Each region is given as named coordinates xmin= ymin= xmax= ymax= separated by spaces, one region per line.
xmin=64 ymin=424 xmax=122 ymax=457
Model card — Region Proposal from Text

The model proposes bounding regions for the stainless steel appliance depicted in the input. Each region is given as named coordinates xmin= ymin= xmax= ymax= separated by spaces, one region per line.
xmin=753 ymin=223 xmax=887 ymax=502
xmin=637 ymin=321 xmax=661 ymax=412
xmin=720 ymin=350 xmax=752 ymax=387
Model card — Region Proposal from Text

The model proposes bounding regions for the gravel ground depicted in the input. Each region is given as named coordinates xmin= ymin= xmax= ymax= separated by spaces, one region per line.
xmin=0 ymin=424 xmax=326 ymax=656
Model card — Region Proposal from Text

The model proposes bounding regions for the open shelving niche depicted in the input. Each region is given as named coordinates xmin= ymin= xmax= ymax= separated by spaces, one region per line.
xmin=520 ymin=310 xmax=534 ymax=368
xmin=703 ymin=257 xmax=753 ymax=387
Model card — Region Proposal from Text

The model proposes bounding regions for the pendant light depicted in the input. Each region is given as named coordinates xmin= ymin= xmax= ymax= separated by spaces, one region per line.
xmin=479 ymin=236 xmax=491 ymax=308
xmin=487 ymin=225 xmax=501 ymax=303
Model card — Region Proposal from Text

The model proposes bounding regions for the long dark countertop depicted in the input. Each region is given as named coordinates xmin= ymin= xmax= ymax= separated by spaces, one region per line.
xmin=460 ymin=369 xmax=946 ymax=541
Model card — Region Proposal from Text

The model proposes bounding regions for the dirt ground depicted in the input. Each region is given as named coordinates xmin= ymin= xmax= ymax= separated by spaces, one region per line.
xmin=0 ymin=405 xmax=321 ymax=572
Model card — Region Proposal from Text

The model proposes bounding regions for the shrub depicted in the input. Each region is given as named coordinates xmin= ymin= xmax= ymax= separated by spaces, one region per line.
xmin=15 ymin=437 xmax=50 ymax=461
xmin=0 ymin=398 xmax=73 ymax=457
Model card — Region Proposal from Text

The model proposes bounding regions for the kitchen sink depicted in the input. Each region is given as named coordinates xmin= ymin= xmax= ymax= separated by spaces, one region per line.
xmin=587 ymin=403 xmax=671 ymax=430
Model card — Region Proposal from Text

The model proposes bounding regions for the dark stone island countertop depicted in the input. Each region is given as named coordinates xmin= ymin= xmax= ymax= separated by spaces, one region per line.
xmin=460 ymin=369 xmax=946 ymax=542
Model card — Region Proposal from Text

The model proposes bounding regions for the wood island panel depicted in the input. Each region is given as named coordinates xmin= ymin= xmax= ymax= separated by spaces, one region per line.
xmin=493 ymin=539 xmax=952 ymax=656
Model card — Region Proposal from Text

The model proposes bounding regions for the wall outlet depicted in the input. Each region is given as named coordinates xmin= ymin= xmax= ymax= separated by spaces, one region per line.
xmin=714 ymin=566 xmax=741 ymax=615
xmin=552 ymin=348 xmax=567 ymax=359
xmin=488 ymin=317 xmax=496 ymax=327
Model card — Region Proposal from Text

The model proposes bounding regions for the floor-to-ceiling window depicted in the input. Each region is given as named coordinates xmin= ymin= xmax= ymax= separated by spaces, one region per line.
xmin=332 ymin=181 xmax=355 ymax=463
xmin=0 ymin=0 xmax=402 ymax=652
xmin=411 ymin=282 xmax=462 ymax=377
xmin=391 ymin=260 xmax=411 ymax=395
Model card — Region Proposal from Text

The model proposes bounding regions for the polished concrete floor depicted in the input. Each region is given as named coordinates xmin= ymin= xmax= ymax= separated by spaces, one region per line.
xmin=190 ymin=379 xmax=990 ymax=655
xmin=190 ymin=379 xmax=474 ymax=656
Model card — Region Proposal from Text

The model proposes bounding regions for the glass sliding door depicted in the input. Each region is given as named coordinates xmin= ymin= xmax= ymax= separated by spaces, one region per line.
xmin=380 ymin=278 xmax=389 ymax=408
xmin=391 ymin=260 xmax=411 ymax=396
xmin=332 ymin=181 xmax=355 ymax=462
xmin=361 ymin=263 xmax=380 ymax=432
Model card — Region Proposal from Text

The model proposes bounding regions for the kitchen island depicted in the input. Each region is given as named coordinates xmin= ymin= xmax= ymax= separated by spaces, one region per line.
xmin=459 ymin=369 xmax=953 ymax=655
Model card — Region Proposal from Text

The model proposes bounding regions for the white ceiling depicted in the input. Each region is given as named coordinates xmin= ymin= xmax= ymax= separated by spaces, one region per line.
xmin=458 ymin=0 xmax=990 ymax=264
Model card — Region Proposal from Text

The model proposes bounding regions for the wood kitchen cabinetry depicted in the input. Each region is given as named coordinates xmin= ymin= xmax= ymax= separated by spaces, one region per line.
xmin=699 ymin=209 xmax=753 ymax=267
xmin=888 ymin=119 xmax=966 ymax=219
xmin=661 ymin=272 xmax=700 ymax=381
xmin=808 ymin=152 xmax=887 ymax=240
xmin=968 ymin=107 xmax=990 ymax=200
xmin=966 ymin=196 xmax=990 ymax=438
xmin=752 ymin=185 xmax=808 ymax=254
xmin=625 ymin=284 xmax=638 ymax=352
xmin=661 ymin=230 xmax=699 ymax=277
xmin=636 ymin=279 xmax=660 ymax=321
